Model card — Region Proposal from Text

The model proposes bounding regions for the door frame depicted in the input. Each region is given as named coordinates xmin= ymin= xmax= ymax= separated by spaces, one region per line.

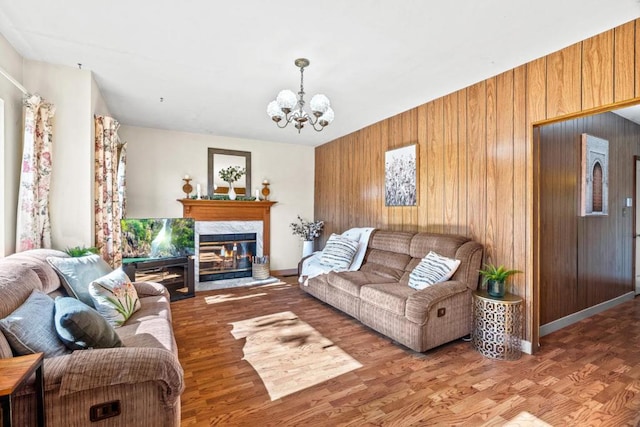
xmin=634 ymin=156 xmax=640 ymax=295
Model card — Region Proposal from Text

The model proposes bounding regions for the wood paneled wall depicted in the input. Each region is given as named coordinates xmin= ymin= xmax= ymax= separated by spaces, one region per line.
xmin=539 ymin=113 xmax=640 ymax=325
xmin=315 ymin=19 xmax=640 ymax=346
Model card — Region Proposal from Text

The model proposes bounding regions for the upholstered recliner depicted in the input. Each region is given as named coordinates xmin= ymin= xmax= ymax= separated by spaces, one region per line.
xmin=0 ymin=249 xmax=183 ymax=426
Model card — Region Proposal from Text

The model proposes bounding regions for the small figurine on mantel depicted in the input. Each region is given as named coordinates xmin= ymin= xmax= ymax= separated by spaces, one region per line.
xmin=261 ymin=180 xmax=271 ymax=201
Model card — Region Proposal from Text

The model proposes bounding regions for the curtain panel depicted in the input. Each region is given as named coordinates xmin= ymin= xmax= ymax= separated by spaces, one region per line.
xmin=95 ymin=115 xmax=126 ymax=267
xmin=15 ymin=95 xmax=55 ymax=251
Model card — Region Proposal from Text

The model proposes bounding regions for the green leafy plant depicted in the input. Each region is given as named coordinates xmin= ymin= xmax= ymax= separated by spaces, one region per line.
xmin=218 ymin=166 xmax=246 ymax=183
xmin=64 ymin=246 xmax=100 ymax=257
xmin=478 ymin=263 xmax=521 ymax=284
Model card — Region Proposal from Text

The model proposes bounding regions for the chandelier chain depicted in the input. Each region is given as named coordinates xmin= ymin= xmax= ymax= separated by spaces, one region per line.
xmin=298 ymin=65 xmax=306 ymax=111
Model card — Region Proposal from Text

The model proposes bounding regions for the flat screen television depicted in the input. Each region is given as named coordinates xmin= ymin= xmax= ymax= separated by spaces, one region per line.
xmin=121 ymin=218 xmax=195 ymax=262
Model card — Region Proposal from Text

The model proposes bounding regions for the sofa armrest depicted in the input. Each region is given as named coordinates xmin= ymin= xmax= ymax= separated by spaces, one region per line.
xmin=48 ymin=347 xmax=183 ymax=407
xmin=405 ymin=280 xmax=469 ymax=324
xmin=133 ymin=281 xmax=170 ymax=298
xmin=453 ymin=241 xmax=484 ymax=290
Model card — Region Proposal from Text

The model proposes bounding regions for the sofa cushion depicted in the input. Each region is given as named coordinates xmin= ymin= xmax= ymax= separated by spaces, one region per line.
xmin=360 ymin=262 xmax=407 ymax=281
xmin=320 ymin=233 xmax=360 ymax=269
xmin=0 ymin=290 xmax=70 ymax=357
xmin=5 ymin=249 xmax=68 ymax=293
xmin=360 ymin=283 xmax=413 ymax=316
xmin=409 ymin=233 xmax=470 ymax=259
xmin=126 ymin=295 xmax=172 ymax=323
xmin=0 ymin=263 xmax=44 ymax=318
xmin=116 ymin=317 xmax=176 ymax=353
xmin=327 ymin=271 xmax=393 ymax=297
xmin=89 ymin=269 xmax=141 ymax=327
xmin=408 ymin=251 xmax=461 ymax=290
xmin=368 ymin=231 xmax=413 ymax=254
xmin=54 ymin=296 xmax=123 ymax=350
xmin=47 ymin=255 xmax=113 ymax=307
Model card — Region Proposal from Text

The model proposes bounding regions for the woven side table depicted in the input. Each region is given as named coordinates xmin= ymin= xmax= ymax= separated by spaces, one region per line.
xmin=472 ymin=289 xmax=523 ymax=360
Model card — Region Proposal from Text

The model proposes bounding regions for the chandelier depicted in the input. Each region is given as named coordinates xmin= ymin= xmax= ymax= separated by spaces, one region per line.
xmin=267 ymin=58 xmax=334 ymax=133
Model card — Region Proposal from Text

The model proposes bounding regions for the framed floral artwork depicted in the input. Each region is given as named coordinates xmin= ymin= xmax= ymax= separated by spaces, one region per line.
xmin=385 ymin=144 xmax=417 ymax=206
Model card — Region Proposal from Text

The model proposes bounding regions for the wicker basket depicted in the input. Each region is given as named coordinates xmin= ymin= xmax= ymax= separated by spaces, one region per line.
xmin=252 ymin=262 xmax=270 ymax=280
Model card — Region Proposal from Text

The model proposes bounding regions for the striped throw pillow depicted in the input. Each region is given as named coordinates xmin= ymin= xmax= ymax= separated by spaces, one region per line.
xmin=408 ymin=251 xmax=461 ymax=290
xmin=319 ymin=234 xmax=360 ymax=269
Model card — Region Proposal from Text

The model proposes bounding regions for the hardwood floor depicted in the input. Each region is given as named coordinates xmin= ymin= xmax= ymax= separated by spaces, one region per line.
xmin=173 ymin=278 xmax=640 ymax=426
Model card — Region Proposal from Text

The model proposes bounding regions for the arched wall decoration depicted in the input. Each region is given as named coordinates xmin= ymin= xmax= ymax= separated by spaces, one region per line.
xmin=580 ymin=133 xmax=609 ymax=216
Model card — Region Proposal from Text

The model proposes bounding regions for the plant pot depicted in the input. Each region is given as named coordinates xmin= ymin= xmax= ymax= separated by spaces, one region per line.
xmin=487 ymin=279 xmax=506 ymax=298
xmin=302 ymin=240 xmax=314 ymax=258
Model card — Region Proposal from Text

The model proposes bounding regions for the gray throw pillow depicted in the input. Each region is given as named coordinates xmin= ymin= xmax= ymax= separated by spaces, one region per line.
xmin=0 ymin=290 xmax=70 ymax=358
xmin=54 ymin=297 xmax=123 ymax=350
xmin=47 ymin=255 xmax=113 ymax=308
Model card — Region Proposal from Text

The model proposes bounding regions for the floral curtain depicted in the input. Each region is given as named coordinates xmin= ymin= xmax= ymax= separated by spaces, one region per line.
xmin=15 ymin=95 xmax=55 ymax=252
xmin=117 ymin=142 xmax=127 ymax=217
xmin=95 ymin=115 xmax=126 ymax=267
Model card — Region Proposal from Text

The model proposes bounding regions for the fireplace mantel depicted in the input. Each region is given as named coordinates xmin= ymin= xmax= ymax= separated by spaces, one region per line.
xmin=178 ymin=199 xmax=277 ymax=255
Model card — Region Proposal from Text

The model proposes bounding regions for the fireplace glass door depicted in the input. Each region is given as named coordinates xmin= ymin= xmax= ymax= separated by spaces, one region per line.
xmin=199 ymin=233 xmax=256 ymax=281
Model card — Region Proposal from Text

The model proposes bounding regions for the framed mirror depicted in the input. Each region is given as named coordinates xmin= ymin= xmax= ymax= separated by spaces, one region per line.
xmin=207 ymin=148 xmax=252 ymax=197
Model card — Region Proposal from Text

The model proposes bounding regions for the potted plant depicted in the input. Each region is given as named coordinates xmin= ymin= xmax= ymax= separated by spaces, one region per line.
xmin=290 ymin=215 xmax=324 ymax=257
xmin=218 ymin=166 xmax=246 ymax=200
xmin=478 ymin=263 xmax=521 ymax=298
xmin=64 ymin=245 xmax=100 ymax=257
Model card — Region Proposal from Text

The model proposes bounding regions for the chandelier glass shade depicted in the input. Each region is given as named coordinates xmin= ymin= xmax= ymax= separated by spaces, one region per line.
xmin=267 ymin=58 xmax=334 ymax=133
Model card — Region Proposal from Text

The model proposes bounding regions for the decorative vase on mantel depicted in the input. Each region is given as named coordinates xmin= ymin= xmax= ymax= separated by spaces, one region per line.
xmin=227 ymin=182 xmax=237 ymax=200
xmin=302 ymin=240 xmax=314 ymax=257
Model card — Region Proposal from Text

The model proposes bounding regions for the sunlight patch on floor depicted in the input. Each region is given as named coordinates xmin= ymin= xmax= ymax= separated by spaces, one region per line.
xmin=504 ymin=411 xmax=552 ymax=426
xmin=229 ymin=311 xmax=362 ymax=401
xmin=204 ymin=293 xmax=267 ymax=304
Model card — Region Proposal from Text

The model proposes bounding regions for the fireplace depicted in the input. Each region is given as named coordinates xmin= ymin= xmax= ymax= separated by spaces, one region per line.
xmin=199 ymin=233 xmax=256 ymax=281
xmin=195 ymin=220 xmax=264 ymax=284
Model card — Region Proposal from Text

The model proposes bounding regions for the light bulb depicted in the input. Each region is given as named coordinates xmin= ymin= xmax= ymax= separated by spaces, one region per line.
xmin=318 ymin=107 xmax=334 ymax=126
xmin=267 ymin=101 xmax=284 ymax=121
xmin=310 ymin=94 xmax=330 ymax=115
xmin=276 ymin=90 xmax=297 ymax=111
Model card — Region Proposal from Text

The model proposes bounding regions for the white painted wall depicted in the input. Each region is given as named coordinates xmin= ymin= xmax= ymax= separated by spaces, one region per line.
xmin=91 ymin=77 xmax=111 ymax=119
xmin=0 ymin=33 xmax=25 ymax=256
xmin=23 ymin=60 xmax=94 ymax=250
xmin=119 ymin=125 xmax=315 ymax=271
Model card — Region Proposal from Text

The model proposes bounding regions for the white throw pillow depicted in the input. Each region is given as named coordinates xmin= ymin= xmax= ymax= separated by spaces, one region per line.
xmin=408 ymin=251 xmax=461 ymax=290
xmin=320 ymin=233 xmax=360 ymax=269
xmin=88 ymin=268 xmax=141 ymax=327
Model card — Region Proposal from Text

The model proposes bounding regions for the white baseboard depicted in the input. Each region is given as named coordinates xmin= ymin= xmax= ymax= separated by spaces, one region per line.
xmin=539 ymin=291 xmax=635 ymax=337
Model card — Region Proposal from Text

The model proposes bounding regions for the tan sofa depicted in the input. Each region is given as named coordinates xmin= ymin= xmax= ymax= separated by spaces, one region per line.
xmin=0 ymin=249 xmax=184 ymax=427
xmin=300 ymin=230 xmax=483 ymax=352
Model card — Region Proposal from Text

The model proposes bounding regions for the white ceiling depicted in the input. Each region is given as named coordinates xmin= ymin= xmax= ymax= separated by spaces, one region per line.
xmin=0 ymin=1 xmax=639 ymax=147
